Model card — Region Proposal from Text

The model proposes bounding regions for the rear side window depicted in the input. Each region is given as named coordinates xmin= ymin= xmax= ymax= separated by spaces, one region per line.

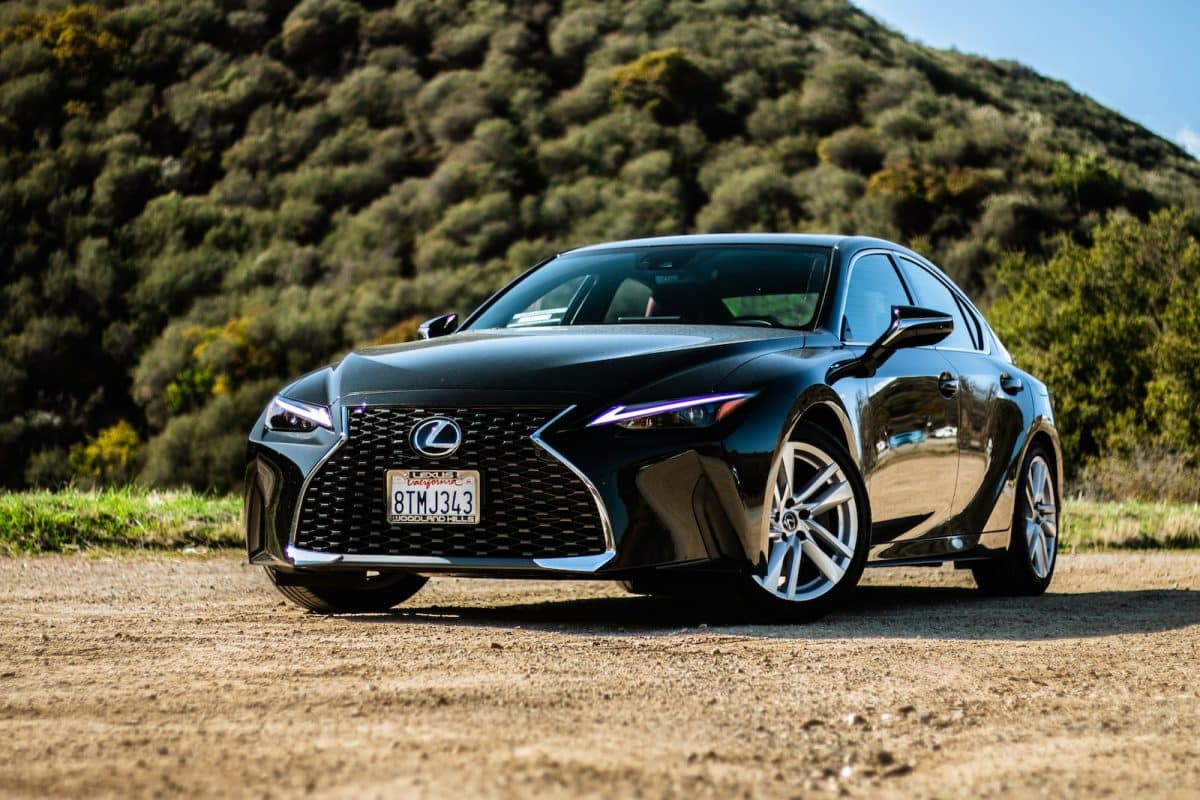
xmin=896 ymin=258 xmax=979 ymax=351
xmin=842 ymin=254 xmax=911 ymax=343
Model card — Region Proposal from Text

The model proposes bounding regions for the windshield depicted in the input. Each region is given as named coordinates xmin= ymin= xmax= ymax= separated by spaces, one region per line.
xmin=467 ymin=244 xmax=832 ymax=331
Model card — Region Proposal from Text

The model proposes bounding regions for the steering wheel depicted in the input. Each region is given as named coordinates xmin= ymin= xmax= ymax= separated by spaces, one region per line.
xmin=730 ymin=315 xmax=783 ymax=328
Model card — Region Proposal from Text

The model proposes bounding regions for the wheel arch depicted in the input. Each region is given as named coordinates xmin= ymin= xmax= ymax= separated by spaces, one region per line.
xmin=986 ymin=418 xmax=1064 ymax=542
xmin=796 ymin=399 xmax=856 ymax=459
xmin=1025 ymin=425 xmax=1065 ymax=502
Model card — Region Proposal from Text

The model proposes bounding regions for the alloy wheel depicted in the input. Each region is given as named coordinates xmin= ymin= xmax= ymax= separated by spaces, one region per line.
xmin=1024 ymin=455 xmax=1057 ymax=579
xmin=753 ymin=441 xmax=859 ymax=602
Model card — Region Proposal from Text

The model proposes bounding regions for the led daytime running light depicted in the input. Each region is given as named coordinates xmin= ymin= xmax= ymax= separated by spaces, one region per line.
xmin=588 ymin=393 xmax=752 ymax=427
xmin=267 ymin=396 xmax=333 ymax=431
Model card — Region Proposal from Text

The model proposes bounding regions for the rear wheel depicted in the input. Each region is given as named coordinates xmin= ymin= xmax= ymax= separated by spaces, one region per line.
xmin=266 ymin=568 xmax=428 ymax=613
xmin=739 ymin=425 xmax=870 ymax=622
xmin=972 ymin=446 xmax=1058 ymax=595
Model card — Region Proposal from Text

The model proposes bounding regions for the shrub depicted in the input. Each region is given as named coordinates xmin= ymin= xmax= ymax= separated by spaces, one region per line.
xmin=139 ymin=379 xmax=277 ymax=491
xmin=796 ymin=163 xmax=867 ymax=233
xmin=610 ymin=47 xmax=714 ymax=124
xmin=798 ymin=57 xmax=880 ymax=134
xmin=696 ymin=166 xmax=803 ymax=232
xmin=548 ymin=6 xmax=609 ymax=63
xmin=24 ymin=448 xmax=74 ymax=488
xmin=69 ymin=420 xmax=142 ymax=486
xmin=326 ymin=66 xmax=418 ymax=127
xmin=431 ymin=21 xmax=495 ymax=68
xmin=874 ymin=106 xmax=933 ymax=141
xmin=989 ymin=208 xmax=1200 ymax=471
xmin=1076 ymin=448 xmax=1200 ymax=504
xmin=974 ymin=191 xmax=1060 ymax=252
xmin=280 ymin=0 xmax=362 ymax=68
xmin=0 ymin=4 xmax=124 ymax=69
xmin=746 ymin=92 xmax=805 ymax=142
xmin=817 ymin=126 xmax=884 ymax=174
xmin=414 ymin=70 xmax=491 ymax=149
xmin=1052 ymin=152 xmax=1124 ymax=214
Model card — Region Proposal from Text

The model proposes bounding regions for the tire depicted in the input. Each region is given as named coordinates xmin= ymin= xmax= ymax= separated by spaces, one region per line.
xmin=738 ymin=424 xmax=871 ymax=622
xmin=972 ymin=445 xmax=1059 ymax=596
xmin=266 ymin=568 xmax=428 ymax=613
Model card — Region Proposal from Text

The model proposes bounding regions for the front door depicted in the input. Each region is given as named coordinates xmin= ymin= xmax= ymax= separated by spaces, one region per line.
xmin=861 ymin=348 xmax=960 ymax=541
xmin=839 ymin=251 xmax=961 ymax=544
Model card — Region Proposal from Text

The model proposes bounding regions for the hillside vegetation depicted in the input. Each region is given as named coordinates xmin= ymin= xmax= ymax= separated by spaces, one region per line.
xmin=2 ymin=0 xmax=1199 ymax=492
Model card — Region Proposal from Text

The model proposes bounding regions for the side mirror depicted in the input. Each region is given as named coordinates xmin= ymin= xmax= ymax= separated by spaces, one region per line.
xmin=418 ymin=313 xmax=459 ymax=340
xmin=828 ymin=305 xmax=953 ymax=382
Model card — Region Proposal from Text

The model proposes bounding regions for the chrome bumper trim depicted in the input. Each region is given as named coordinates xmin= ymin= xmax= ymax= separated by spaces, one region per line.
xmin=288 ymin=405 xmax=349 ymax=546
xmin=531 ymin=406 xmax=617 ymax=553
xmin=286 ymin=545 xmax=615 ymax=572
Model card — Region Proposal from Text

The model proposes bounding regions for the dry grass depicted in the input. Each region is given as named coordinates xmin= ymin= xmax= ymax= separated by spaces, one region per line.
xmin=0 ymin=488 xmax=240 ymax=555
xmin=1060 ymin=500 xmax=1200 ymax=551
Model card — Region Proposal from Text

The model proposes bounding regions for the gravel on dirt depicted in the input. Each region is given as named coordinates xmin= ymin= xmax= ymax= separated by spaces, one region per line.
xmin=1 ymin=552 xmax=1198 ymax=798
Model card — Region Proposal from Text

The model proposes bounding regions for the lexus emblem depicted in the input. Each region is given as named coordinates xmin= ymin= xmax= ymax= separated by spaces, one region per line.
xmin=410 ymin=417 xmax=463 ymax=458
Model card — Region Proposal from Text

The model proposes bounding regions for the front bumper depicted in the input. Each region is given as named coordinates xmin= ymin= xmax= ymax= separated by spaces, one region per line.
xmin=245 ymin=395 xmax=784 ymax=578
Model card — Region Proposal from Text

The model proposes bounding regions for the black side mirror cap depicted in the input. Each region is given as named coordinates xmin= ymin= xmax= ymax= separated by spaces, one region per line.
xmin=827 ymin=305 xmax=953 ymax=382
xmin=418 ymin=313 xmax=459 ymax=340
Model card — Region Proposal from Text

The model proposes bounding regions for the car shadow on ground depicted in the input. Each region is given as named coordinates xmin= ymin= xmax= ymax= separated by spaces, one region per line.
xmin=368 ymin=584 xmax=1200 ymax=641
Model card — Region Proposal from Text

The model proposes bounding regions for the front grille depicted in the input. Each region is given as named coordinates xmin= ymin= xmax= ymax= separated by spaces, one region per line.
xmin=294 ymin=407 xmax=607 ymax=559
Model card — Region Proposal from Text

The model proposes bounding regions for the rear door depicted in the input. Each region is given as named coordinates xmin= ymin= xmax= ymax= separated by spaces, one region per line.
xmin=842 ymin=252 xmax=960 ymax=543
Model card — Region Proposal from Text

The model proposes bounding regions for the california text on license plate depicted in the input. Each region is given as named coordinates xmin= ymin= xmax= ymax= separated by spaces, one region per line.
xmin=385 ymin=469 xmax=480 ymax=524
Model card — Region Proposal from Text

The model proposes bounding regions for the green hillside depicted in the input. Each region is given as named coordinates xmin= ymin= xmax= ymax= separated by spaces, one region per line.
xmin=2 ymin=0 xmax=1199 ymax=492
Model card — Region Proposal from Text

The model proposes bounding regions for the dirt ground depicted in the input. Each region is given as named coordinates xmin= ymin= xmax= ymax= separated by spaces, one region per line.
xmin=1 ymin=553 xmax=1198 ymax=799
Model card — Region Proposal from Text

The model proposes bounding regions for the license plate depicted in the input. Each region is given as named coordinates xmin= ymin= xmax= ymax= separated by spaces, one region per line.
xmin=386 ymin=469 xmax=480 ymax=525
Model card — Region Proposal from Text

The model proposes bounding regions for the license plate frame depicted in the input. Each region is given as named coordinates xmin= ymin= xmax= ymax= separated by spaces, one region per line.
xmin=385 ymin=469 xmax=481 ymax=525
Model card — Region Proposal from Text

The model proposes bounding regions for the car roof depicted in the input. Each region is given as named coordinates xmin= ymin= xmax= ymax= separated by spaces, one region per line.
xmin=561 ymin=233 xmax=898 ymax=256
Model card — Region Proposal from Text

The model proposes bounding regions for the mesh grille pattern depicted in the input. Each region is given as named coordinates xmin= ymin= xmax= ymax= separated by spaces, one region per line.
xmin=295 ymin=407 xmax=606 ymax=558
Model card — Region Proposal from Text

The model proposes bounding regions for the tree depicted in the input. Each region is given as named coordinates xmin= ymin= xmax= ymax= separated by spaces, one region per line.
xmin=988 ymin=209 xmax=1200 ymax=481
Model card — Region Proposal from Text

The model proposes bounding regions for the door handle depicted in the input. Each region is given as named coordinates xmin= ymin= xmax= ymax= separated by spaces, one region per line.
xmin=1000 ymin=372 xmax=1024 ymax=395
xmin=938 ymin=372 xmax=958 ymax=398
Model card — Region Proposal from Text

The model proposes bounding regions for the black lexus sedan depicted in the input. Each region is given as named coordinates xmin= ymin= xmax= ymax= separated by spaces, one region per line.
xmin=245 ymin=234 xmax=1062 ymax=621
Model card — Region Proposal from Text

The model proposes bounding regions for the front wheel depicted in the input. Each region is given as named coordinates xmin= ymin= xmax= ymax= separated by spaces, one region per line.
xmin=972 ymin=446 xmax=1059 ymax=595
xmin=266 ymin=568 xmax=428 ymax=613
xmin=739 ymin=425 xmax=870 ymax=622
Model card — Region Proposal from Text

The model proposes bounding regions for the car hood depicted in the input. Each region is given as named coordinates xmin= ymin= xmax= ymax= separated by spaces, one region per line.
xmin=319 ymin=325 xmax=806 ymax=404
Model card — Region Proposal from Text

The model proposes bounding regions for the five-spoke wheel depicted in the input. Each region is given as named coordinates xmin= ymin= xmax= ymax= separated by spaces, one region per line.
xmin=972 ymin=445 xmax=1058 ymax=595
xmin=1023 ymin=455 xmax=1058 ymax=579
xmin=743 ymin=425 xmax=869 ymax=621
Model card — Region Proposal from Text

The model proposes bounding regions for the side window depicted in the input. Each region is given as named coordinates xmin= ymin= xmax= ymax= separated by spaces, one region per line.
xmin=842 ymin=254 xmax=911 ymax=343
xmin=896 ymin=258 xmax=978 ymax=350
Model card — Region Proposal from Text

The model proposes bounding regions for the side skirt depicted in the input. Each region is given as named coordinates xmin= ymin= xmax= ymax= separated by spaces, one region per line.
xmin=866 ymin=530 xmax=1009 ymax=566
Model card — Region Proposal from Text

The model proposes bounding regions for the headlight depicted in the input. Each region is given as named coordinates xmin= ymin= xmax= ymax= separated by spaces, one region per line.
xmin=588 ymin=393 xmax=753 ymax=429
xmin=265 ymin=396 xmax=333 ymax=433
